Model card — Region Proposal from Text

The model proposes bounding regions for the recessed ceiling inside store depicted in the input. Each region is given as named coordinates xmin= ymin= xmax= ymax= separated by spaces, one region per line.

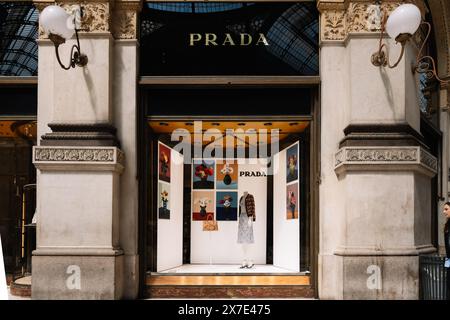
xmin=0 ymin=120 xmax=37 ymax=140
xmin=148 ymin=121 xmax=309 ymax=145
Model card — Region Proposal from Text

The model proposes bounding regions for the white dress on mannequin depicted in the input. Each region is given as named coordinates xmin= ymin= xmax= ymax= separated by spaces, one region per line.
xmin=238 ymin=192 xmax=254 ymax=268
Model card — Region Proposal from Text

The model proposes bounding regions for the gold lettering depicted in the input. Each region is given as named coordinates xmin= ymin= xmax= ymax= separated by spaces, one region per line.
xmin=256 ymin=33 xmax=269 ymax=46
xmin=222 ymin=33 xmax=235 ymax=46
xmin=205 ymin=33 xmax=218 ymax=46
xmin=240 ymin=33 xmax=252 ymax=46
xmin=189 ymin=33 xmax=202 ymax=46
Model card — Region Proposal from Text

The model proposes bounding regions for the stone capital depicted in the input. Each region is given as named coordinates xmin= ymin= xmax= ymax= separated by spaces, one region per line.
xmin=112 ymin=1 xmax=143 ymax=40
xmin=318 ymin=1 xmax=428 ymax=43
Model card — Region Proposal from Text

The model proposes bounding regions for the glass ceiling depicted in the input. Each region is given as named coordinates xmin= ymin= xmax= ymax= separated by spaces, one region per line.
xmin=0 ymin=2 xmax=38 ymax=76
xmin=147 ymin=3 xmax=252 ymax=13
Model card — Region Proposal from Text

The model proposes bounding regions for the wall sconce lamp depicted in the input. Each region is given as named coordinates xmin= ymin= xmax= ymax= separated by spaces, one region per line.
xmin=39 ymin=5 xmax=88 ymax=70
xmin=371 ymin=4 xmax=448 ymax=85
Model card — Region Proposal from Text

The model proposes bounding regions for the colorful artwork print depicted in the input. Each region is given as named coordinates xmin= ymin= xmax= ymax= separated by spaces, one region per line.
xmin=193 ymin=160 xmax=215 ymax=189
xmin=286 ymin=144 xmax=299 ymax=183
xmin=192 ymin=190 xmax=214 ymax=221
xmin=158 ymin=182 xmax=170 ymax=219
xmin=159 ymin=143 xmax=171 ymax=183
xmin=216 ymin=191 xmax=238 ymax=221
xmin=286 ymin=183 xmax=299 ymax=220
xmin=216 ymin=161 xmax=238 ymax=189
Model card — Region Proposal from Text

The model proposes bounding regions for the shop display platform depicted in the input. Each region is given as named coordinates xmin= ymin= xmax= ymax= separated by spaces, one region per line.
xmin=145 ymin=267 xmax=312 ymax=298
xmin=158 ymin=264 xmax=298 ymax=274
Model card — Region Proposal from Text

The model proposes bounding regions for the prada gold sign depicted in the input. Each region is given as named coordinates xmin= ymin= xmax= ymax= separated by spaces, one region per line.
xmin=189 ymin=33 xmax=269 ymax=46
xmin=140 ymin=2 xmax=319 ymax=75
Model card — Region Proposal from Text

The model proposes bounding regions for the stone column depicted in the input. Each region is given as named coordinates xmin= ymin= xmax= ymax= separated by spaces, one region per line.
xmin=31 ymin=0 xmax=141 ymax=299
xmin=111 ymin=1 xmax=141 ymax=299
xmin=318 ymin=0 xmax=437 ymax=299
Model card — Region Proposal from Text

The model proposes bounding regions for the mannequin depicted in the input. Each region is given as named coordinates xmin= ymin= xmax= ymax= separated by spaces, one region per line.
xmin=238 ymin=191 xmax=256 ymax=268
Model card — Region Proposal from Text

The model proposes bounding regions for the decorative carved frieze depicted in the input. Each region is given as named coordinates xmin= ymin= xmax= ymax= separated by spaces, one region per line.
xmin=112 ymin=8 xmax=137 ymax=39
xmin=33 ymin=146 xmax=125 ymax=172
xmin=77 ymin=2 xmax=111 ymax=33
xmin=420 ymin=148 xmax=438 ymax=172
xmin=334 ymin=146 xmax=437 ymax=176
xmin=323 ymin=10 xmax=346 ymax=41
xmin=35 ymin=147 xmax=114 ymax=162
xmin=320 ymin=1 xmax=404 ymax=42
xmin=34 ymin=1 xmax=142 ymax=39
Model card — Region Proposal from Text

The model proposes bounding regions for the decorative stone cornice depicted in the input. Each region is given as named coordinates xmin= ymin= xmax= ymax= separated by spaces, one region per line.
xmin=322 ymin=10 xmax=346 ymax=41
xmin=334 ymin=146 xmax=437 ymax=177
xmin=33 ymin=146 xmax=125 ymax=173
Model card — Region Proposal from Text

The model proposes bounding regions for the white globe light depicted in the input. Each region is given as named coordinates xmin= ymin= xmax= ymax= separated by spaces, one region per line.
xmin=39 ymin=5 xmax=75 ymax=40
xmin=385 ymin=4 xmax=421 ymax=41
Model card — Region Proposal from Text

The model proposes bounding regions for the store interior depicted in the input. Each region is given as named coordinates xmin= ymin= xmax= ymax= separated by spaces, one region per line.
xmin=147 ymin=119 xmax=311 ymax=275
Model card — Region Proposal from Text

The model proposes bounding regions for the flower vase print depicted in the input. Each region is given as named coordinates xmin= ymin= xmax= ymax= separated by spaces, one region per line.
xmin=286 ymin=183 xmax=299 ymax=219
xmin=159 ymin=143 xmax=171 ymax=183
xmin=192 ymin=190 xmax=214 ymax=221
xmin=158 ymin=182 xmax=170 ymax=219
xmin=216 ymin=191 xmax=238 ymax=221
xmin=193 ymin=160 xmax=215 ymax=189
xmin=216 ymin=161 xmax=238 ymax=189
xmin=286 ymin=144 xmax=299 ymax=183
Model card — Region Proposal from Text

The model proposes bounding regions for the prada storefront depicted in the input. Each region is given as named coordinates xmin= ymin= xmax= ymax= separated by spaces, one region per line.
xmin=139 ymin=2 xmax=319 ymax=298
xmin=2 ymin=0 xmax=448 ymax=300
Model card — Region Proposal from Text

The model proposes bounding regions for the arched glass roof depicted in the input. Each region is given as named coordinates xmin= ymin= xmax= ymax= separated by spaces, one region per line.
xmin=266 ymin=3 xmax=318 ymax=74
xmin=0 ymin=2 xmax=38 ymax=76
xmin=147 ymin=3 xmax=253 ymax=13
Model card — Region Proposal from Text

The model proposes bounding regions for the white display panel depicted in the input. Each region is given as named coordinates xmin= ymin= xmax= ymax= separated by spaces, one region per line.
xmin=273 ymin=142 xmax=300 ymax=272
xmin=190 ymin=159 xmax=267 ymax=264
xmin=157 ymin=147 xmax=184 ymax=272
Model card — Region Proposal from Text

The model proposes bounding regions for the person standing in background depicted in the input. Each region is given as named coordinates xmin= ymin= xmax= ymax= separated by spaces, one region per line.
xmin=443 ymin=202 xmax=450 ymax=299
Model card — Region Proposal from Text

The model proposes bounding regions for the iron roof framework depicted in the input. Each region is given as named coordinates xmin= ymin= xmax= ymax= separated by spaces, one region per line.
xmin=0 ymin=2 xmax=38 ymax=76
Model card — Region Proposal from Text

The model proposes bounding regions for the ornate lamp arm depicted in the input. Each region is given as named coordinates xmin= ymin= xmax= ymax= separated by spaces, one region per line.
xmin=371 ymin=12 xmax=408 ymax=68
